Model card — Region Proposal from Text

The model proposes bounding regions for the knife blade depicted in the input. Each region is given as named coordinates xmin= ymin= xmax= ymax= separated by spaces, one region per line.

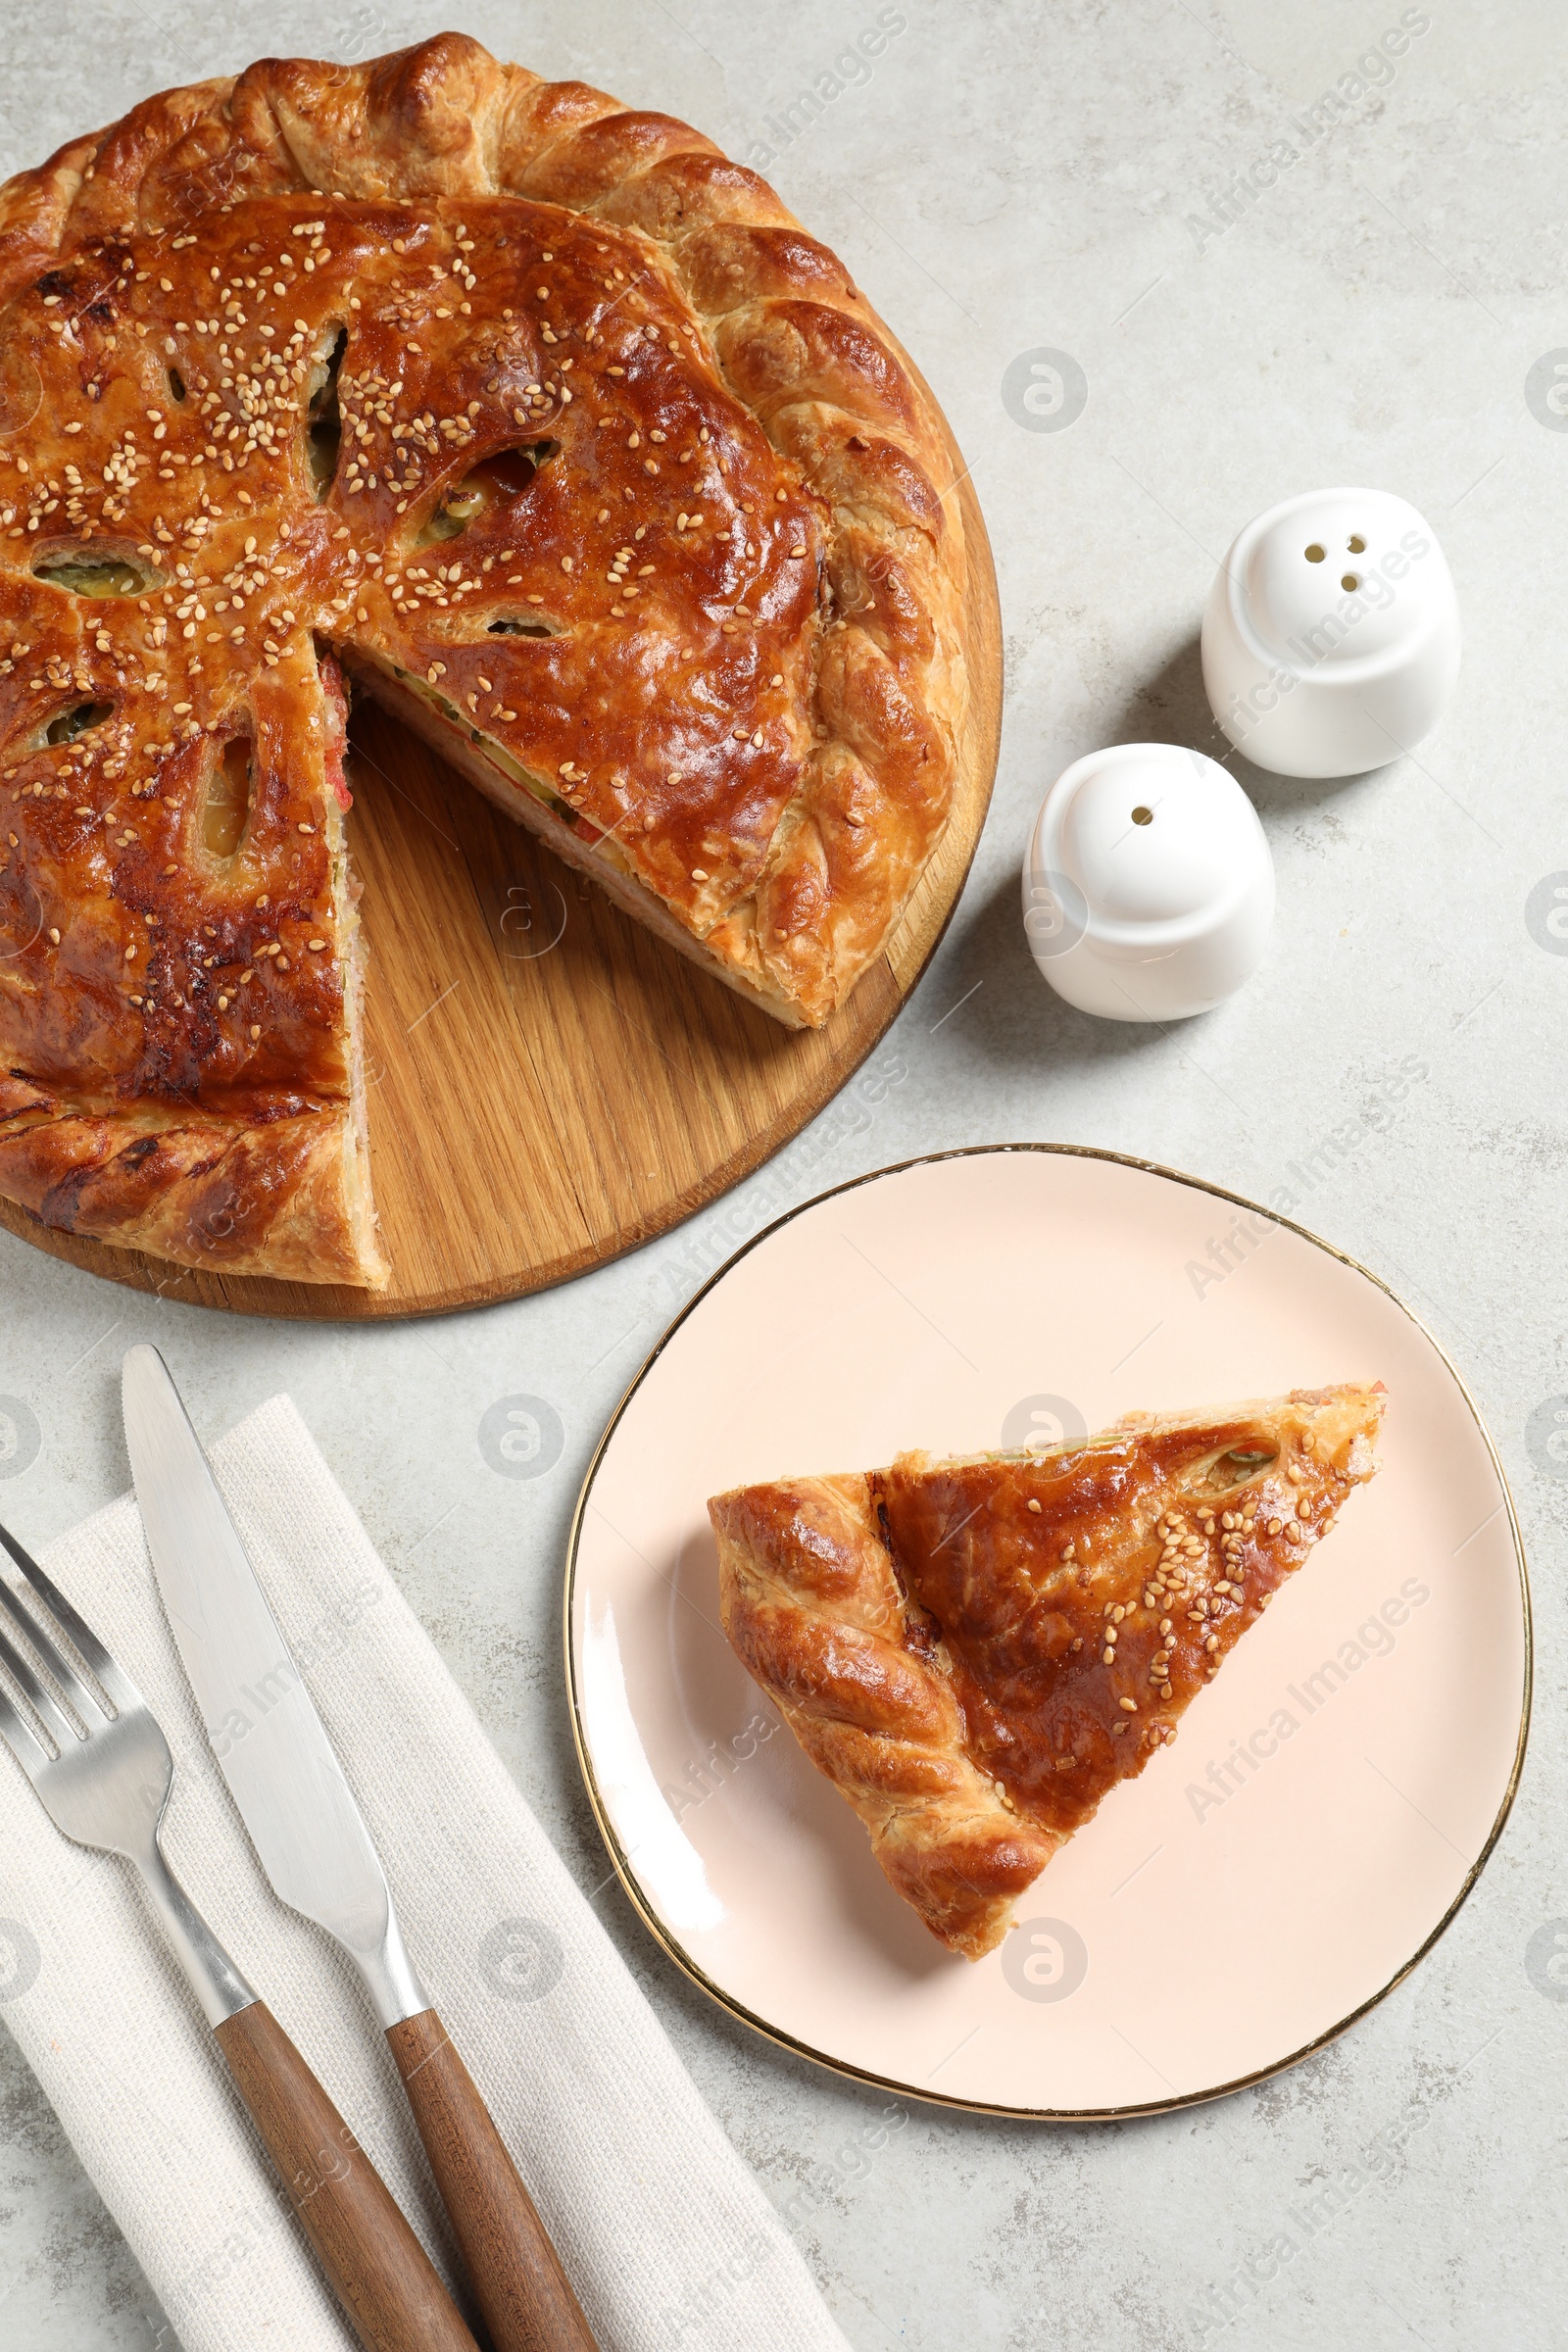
xmin=122 ymin=1342 xmax=424 ymax=2020
xmin=122 ymin=1344 xmax=598 ymax=2352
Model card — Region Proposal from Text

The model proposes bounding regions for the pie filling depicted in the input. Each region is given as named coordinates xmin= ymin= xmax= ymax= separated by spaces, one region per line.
xmin=346 ymin=650 xmax=792 ymax=1018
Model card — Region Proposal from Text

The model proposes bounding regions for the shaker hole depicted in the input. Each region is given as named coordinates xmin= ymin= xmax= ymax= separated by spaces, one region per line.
xmin=1341 ymin=572 xmax=1359 ymax=591
xmin=1131 ymin=806 xmax=1153 ymax=826
xmin=1304 ymin=543 xmax=1326 ymax=562
xmin=1347 ymin=534 xmax=1366 ymax=553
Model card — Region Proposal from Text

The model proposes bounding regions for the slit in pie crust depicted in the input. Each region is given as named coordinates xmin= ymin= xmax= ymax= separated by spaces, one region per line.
xmin=0 ymin=35 xmax=967 ymax=1285
xmin=710 ymin=1383 xmax=1385 ymax=1960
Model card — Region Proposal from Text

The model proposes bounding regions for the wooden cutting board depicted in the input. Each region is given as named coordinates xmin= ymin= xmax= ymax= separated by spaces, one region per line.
xmin=0 ymin=473 xmax=1001 ymax=1321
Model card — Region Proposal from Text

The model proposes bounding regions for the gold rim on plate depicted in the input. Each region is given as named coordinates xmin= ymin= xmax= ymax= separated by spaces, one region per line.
xmin=563 ymin=1142 xmax=1533 ymax=2121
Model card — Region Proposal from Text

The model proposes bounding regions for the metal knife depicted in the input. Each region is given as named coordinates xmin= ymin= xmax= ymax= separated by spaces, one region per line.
xmin=122 ymin=1344 xmax=598 ymax=2352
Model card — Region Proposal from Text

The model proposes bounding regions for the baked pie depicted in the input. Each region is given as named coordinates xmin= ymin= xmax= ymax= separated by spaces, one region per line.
xmin=710 ymin=1383 xmax=1383 ymax=1959
xmin=0 ymin=35 xmax=966 ymax=1285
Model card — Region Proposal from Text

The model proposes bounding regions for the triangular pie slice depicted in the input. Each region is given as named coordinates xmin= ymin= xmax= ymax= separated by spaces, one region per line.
xmin=710 ymin=1382 xmax=1384 ymax=1960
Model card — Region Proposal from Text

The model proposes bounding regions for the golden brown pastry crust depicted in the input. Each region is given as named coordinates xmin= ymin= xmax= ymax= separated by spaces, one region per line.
xmin=0 ymin=34 xmax=967 ymax=1284
xmin=710 ymin=1384 xmax=1384 ymax=1959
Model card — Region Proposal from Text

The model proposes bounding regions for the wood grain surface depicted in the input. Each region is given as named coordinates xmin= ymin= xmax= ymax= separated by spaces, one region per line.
xmin=214 ymin=2000 xmax=479 ymax=2352
xmin=388 ymin=2007 xmax=598 ymax=2352
xmin=0 ymin=475 xmax=1001 ymax=1322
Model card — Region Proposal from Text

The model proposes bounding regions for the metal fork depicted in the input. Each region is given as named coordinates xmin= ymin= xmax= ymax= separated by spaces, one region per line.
xmin=0 ymin=1518 xmax=479 ymax=2352
xmin=0 ymin=1516 xmax=254 ymax=2018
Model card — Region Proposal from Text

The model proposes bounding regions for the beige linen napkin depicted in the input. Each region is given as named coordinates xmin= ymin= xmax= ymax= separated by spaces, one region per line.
xmin=0 ymin=1396 xmax=851 ymax=2352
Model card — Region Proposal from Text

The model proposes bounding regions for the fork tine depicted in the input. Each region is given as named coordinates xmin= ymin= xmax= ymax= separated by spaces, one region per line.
xmin=0 ymin=1519 xmax=132 ymax=1717
xmin=0 ymin=1670 xmax=55 ymax=1781
xmin=0 ymin=1610 xmax=84 ymax=1752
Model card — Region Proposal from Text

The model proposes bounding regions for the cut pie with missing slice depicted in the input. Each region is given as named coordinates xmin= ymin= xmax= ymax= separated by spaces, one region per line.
xmin=710 ymin=1383 xmax=1384 ymax=1960
xmin=0 ymin=35 xmax=966 ymax=1286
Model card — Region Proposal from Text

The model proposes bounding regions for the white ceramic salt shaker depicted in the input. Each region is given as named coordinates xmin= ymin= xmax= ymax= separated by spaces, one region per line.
xmin=1022 ymin=743 xmax=1274 ymax=1021
xmin=1200 ymin=486 xmax=1459 ymax=778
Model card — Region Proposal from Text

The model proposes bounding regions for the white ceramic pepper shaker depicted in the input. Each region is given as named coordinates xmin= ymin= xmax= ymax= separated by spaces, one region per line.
xmin=1200 ymin=486 xmax=1459 ymax=778
xmin=1022 ymin=743 xmax=1274 ymax=1021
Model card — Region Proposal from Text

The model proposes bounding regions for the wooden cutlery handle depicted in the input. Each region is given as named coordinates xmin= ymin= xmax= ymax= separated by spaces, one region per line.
xmin=388 ymin=2006 xmax=599 ymax=2352
xmin=215 ymin=2000 xmax=479 ymax=2352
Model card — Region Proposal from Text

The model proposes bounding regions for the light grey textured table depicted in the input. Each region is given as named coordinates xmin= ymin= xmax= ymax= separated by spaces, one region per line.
xmin=1 ymin=4 xmax=1565 ymax=2345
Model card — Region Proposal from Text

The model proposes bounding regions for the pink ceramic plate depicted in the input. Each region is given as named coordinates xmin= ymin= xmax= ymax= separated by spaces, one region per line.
xmin=565 ymin=1147 xmax=1530 ymax=2116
